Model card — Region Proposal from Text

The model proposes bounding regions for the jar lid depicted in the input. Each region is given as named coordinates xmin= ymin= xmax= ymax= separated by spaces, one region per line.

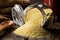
xmin=12 ymin=4 xmax=24 ymax=26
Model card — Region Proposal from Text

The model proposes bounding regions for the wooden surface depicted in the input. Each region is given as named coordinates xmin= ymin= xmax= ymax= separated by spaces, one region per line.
xmin=0 ymin=22 xmax=60 ymax=40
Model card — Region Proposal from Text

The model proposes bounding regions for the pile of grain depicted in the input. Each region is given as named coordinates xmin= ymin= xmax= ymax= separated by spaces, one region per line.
xmin=13 ymin=8 xmax=52 ymax=38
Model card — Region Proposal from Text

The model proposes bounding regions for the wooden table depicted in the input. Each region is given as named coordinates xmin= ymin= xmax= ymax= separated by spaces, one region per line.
xmin=0 ymin=22 xmax=60 ymax=40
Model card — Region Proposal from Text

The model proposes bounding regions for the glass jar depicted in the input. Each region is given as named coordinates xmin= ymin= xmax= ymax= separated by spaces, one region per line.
xmin=24 ymin=3 xmax=54 ymax=27
xmin=12 ymin=3 xmax=54 ymax=27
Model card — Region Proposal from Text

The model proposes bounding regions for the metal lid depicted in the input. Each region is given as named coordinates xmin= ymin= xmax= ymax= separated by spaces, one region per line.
xmin=12 ymin=4 xmax=24 ymax=26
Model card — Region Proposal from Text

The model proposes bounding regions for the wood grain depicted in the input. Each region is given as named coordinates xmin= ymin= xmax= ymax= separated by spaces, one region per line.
xmin=0 ymin=22 xmax=60 ymax=40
